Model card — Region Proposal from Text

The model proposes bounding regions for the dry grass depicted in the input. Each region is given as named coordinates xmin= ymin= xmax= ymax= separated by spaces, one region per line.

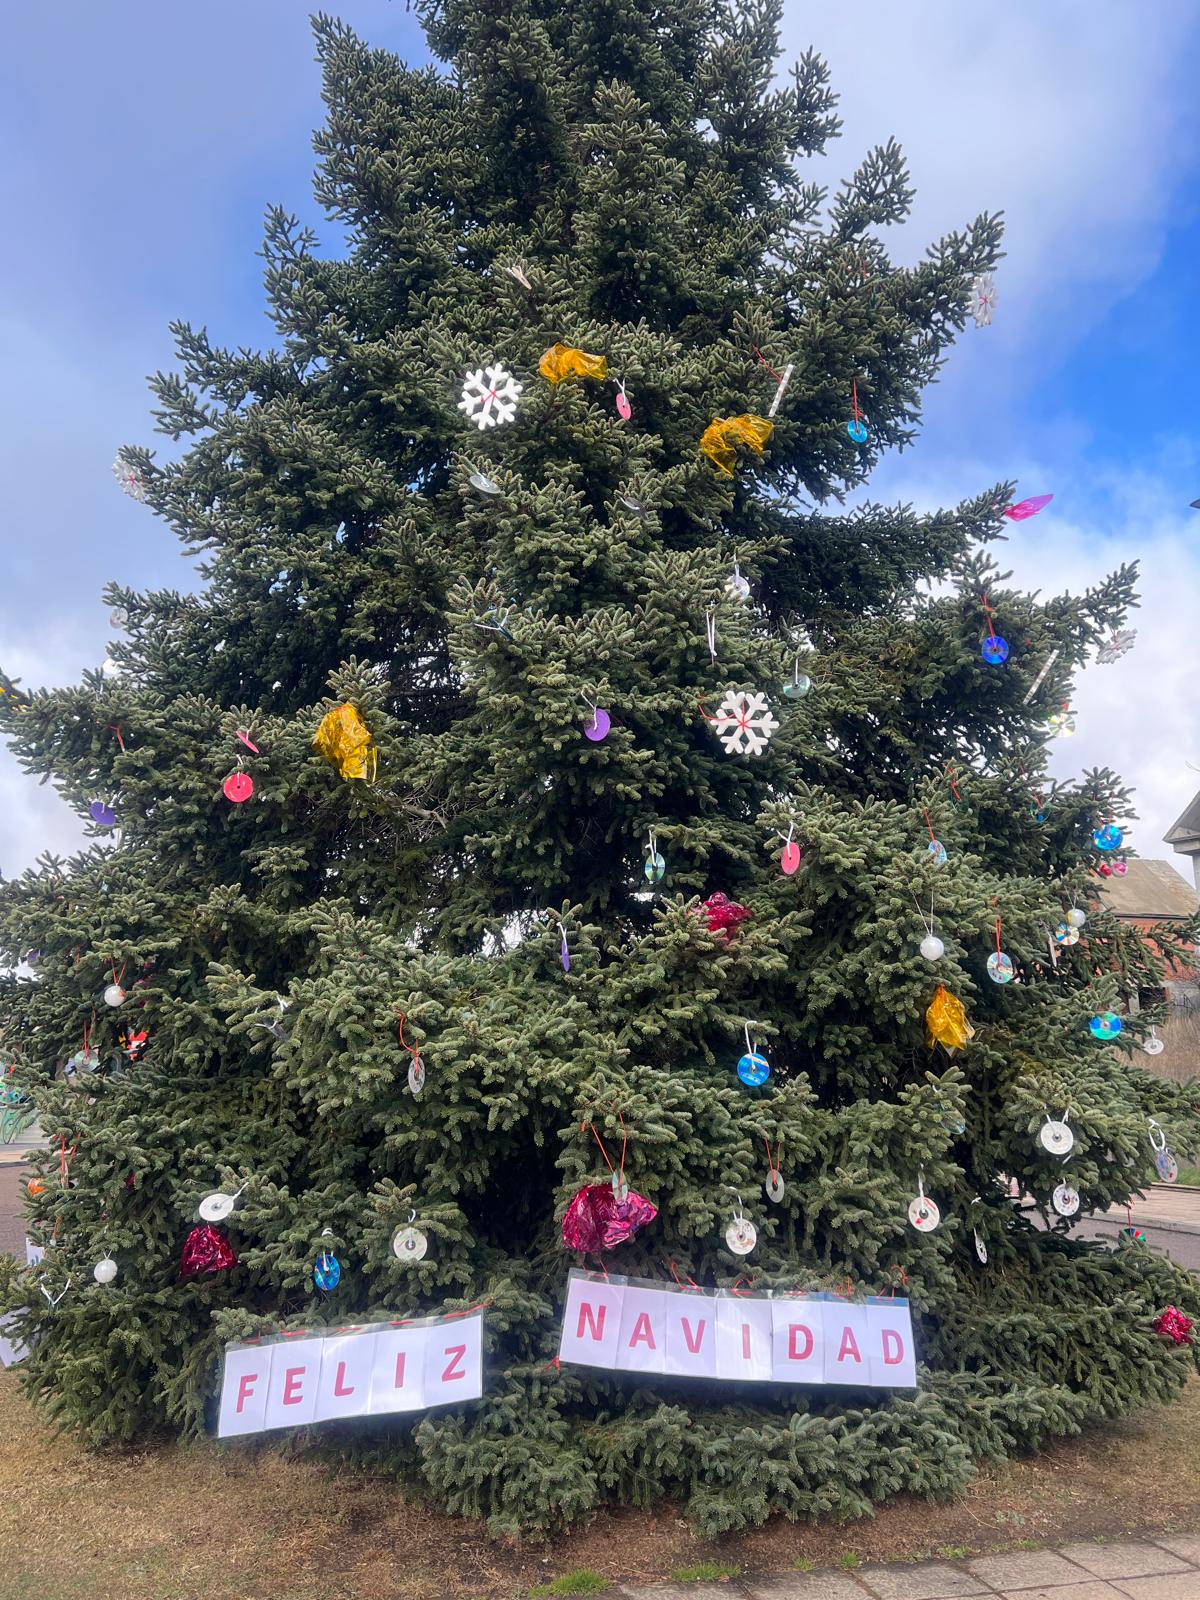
xmin=1 ymin=1372 xmax=1198 ymax=1600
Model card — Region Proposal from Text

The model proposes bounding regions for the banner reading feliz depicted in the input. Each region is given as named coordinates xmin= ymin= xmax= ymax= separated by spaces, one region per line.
xmin=557 ymin=1270 xmax=918 ymax=1389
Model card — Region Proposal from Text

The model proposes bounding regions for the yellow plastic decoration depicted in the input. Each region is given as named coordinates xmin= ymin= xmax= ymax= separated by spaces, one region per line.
xmin=312 ymin=703 xmax=377 ymax=781
xmin=538 ymin=343 xmax=608 ymax=384
xmin=699 ymin=414 xmax=774 ymax=476
xmin=925 ymin=985 xmax=974 ymax=1053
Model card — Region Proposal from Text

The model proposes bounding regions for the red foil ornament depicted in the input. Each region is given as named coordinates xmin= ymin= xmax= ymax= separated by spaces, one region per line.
xmin=179 ymin=1224 xmax=238 ymax=1279
xmin=698 ymin=892 xmax=751 ymax=941
xmin=1154 ymin=1306 xmax=1194 ymax=1346
xmin=562 ymin=1183 xmax=657 ymax=1252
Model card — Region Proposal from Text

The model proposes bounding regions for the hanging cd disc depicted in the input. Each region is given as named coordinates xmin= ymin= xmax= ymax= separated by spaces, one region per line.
xmin=1052 ymin=1182 xmax=1080 ymax=1217
xmin=973 ymin=1229 xmax=988 ymax=1264
xmin=199 ymin=1191 xmax=236 ymax=1223
xmin=908 ymin=1195 xmax=940 ymax=1233
xmin=725 ymin=1218 xmax=757 ymax=1255
xmin=407 ymin=1059 xmax=425 ymax=1095
xmin=1040 ymin=1119 xmax=1074 ymax=1155
xmin=765 ymin=1171 xmax=785 ymax=1203
xmin=1156 ymin=1149 xmax=1179 ymax=1183
xmin=392 ymin=1225 xmax=428 ymax=1263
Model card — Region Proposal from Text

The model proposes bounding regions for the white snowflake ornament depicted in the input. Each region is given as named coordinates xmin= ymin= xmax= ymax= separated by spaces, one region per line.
xmin=1097 ymin=629 xmax=1136 ymax=664
xmin=708 ymin=690 xmax=779 ymax=757
xmin=458 ymin=362 xmax=523 ymax=430
xmin=971 ymin=273 xmax=997 ymax=328
xmin=112 ymin=455 xmax=147 ymax=502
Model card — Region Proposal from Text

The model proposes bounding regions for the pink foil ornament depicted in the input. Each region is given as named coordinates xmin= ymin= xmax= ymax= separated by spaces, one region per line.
xmin=1154 ymin=1306 xmax=1193 ymax=1346
xmin=561 ymin=1183 xmax=657 ymax=1252
xmin=615 ymin=384 xmax=631 ymax=421
xmin=698 ymin=892 xmax=752 ymax=941
xmin=1004 ymin=494 xmax=1053 ymax=522
xmin=179 ymin=1224 xmax=238 ymax=1278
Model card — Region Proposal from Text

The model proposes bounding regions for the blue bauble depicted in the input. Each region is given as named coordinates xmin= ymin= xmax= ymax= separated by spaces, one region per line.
xmin=846 ymin=418 xmax=868 ymax=443
xmin=313 ymin=1253 xmax=341 ymax=1291
xmin=1093 ymin=824 xmax=1122 ymax=852
xmin=737 ymin=1051 xmax=770 ymax=1087
xmin=980 ymin=635 xmax=1009 ymax=665
xmin=1088 ymin=1011 xmax=1122 ymax=1040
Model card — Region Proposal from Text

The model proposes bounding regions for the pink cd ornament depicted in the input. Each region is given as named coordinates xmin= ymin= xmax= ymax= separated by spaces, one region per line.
xmin=223 ymin=772 xmax=254 ymax=804
xmin=179 ymin=1224 xmax=238 ymax=1278
xmin=698 ymin=892 xmax=751 ymax=941
xmin=615 ymin=383 xmax=631 ymax=421
xmin=562 ymin=1183 xmax=657 ymax=1251
xmin=584 ymin=707 xmax=611 ymax=741
xmin=781 ymin=841 xmax=801 ymax=875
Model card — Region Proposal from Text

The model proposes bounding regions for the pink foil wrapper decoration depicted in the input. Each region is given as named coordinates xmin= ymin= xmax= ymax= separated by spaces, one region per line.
xmin=698 ymin=891 xmax=752 ymax=941
xmin=179 ymin=1223 xmax=238 ymax=1278
xmin=562 ymin=1183 xmax=657 ymax=1251
xmin=1004 ymin=493 xmax=1053 ymax=522
xmin=1154 ymin=1305 xmax=1193 ymax=1346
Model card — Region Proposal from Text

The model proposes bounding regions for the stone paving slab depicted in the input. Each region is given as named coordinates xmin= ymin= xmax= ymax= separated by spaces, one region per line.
xmin=739 ymin=1575 xmax=872 ymax=1600
xmin=966 ymin=1551 xmax=1098 ymax=1590
xmin=1112 ymin=1577 xmax=1200 ymax=1599
xmin=622 ymin=1588 xmax=739 ymax=1600
xmin=1152 ymin=1537 xmax=1200 ymax=1565
xmin=995 ymin=1585 xmax=1126 ymax=1599
xmin=1057 ymin=1544 xmax=1191 ymax=1581
xmin=859 ymin=1560 xmax=991 ymax=1598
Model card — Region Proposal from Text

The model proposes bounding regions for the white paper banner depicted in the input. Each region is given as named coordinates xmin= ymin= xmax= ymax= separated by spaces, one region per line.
xmin=217 ymin=1310 xmax=483 ymax=1438
xmin=557 ymin=1271 xmax=916 ymax=1390
xmin=0 ymin=1312 xmax=31 ymax=1369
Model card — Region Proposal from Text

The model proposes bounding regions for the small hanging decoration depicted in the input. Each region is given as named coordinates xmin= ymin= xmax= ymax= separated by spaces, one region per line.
xmin=783 ymin=660 xmax=812 ymax=699
xmin=614 ymin=380 xmax=632 ymax=421
xmin=1141 ymin=1027 xmax=1165 ymax=1057
xmin=973 ymin=1228 xmax=988 ymax=1263
xmin=915 ymin=889 xmax=943 ymax=960
xmin=112 ymin=454 xmax=148 ymax=502
xmin=736 ymin=1022 xmax=770 ymax=1086
xmin=698 ymin=414 xmax=774 ymax=476
xmin=89 ymin=800 xmax=117 ymax=828
xmin=397 ymin=1013 xmax=425 ymax=1096
xmin=1053 ymin=1182 xmax=1080 ymax=1217
xmin=704 ymin=690 xmax=779 ymax=757
xmin=1003 ymin=493 xmax=1053 ymax=522
xmin=779 ymin=823 xmax=801 ymax=877
xmin=925 ymin=986 xmax=973 ymax=1052
xmin=752 ymin=347 xmax=794 ymax=419
xmin=979 ymin=593 xmax=1008 ymax=664
xmin=1119 ymin=1225 xmax=1146 ymax=1248
xmin=392 ymin=1212 xmax=429 ymax=1263
xmin=1054 ymin=922 xmax=1079 ymax=947
xmin=313 ymin=1231 xmax=341 ymax=1292
xmin=616 ymin=492 xmax=650 ymax=517
xmin=538 ymin=343 xmax=607 ymax=384
xmin=110 ymin=606 xmax=129 ymax=629
xmin=468 ymin=470 xmax=502 ymax=495
xmin=922 ymin=809 xmax=948 ymax=866
xmin=312 ymin=703 xmax=377 ymax=781
xmin=1067 ymin=907 xmax=1087 ymax=930
xmin=179 ymin=1224 xmax=238 ymax=1278
xmin=845 ymin=379 xmax=868 ymax=443
xmin=561 ymin=1182 xmax=657 ymax=1251
xmin=643 ymin=828 xmax=666 ymax=884
xmin=1148 ymin=1119 xmax=1178 ymax=1183
xmin=1111 ymin=860 xmax=1128 ymax=877
xmin=1021 ymin=648 xmax=1059 ymax=705
xmin=1097 ymin=629 xmax=1137 ymax=664
xmin=1153 ymin=1306 xmax=1194 ymax=1346
xmin=1044 ymin=706 xmax=1076 ymax=738
xmin=724 ymin=1191 xmax=757 ymax=1256
xmin=1093 ymin=822 xmax=1123 ymax=852
xmin=907 ymin=1173 xmax=940 ymax=1232
xmin=1089 ymin=1010 xmax=1122 ymax=1040
xmin=971 ymin=272 xmax=997 ymax=328
xmin=198 ymin=1188 xmax=241 ymax=1223
xmin=763 ymin=1136 xmax=785 ymax=1203
xmin=726 ymin=563 xmax=751 ymax=600
xmin=93 ymin=1255 xmax=118 ymax=1286
xmin=986 ymin=914 xmax=1014 ymax=984
xmin=699 ymin=892 xmax=751 ymax=941
xmin=223 ymin=770 xmax=254 ymax=804
xmin=1039 ymin=1113 xmax=1074 ymax=1156
xmin=103 ymin=961 xmax=127 ymax=1007
xmin=458 ymin=362 xmax=523 ymax=429
xmin=559 ymin=922 xmax=571 ymax=974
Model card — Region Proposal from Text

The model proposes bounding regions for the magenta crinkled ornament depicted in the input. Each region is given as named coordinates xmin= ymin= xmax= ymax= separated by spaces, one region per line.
xmin=1154 ymin=1305 xmax=1194 ymax=1346
xmin=697 ymin=892 xmax=752 ymax=941
xmin=561 ymin=1183 xmax=657 ymax=1252
xmin=179 ymin=1223 xmax=238 ymax=1279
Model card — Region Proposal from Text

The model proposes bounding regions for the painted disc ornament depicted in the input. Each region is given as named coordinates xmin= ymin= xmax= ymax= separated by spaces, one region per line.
xmin=235 ymin=730 xmax=261 ymax=755
xmin=1141 ymin=1031 xmax=1165 ymax=1057
xmin=781 ymin=841 xmax=801 ymax=876
xmin=737 ymin=1050 xmax=770 ymax=1087
xmin=1054 ymin=923 xmax=1079 ymax=946
xmin=1067 ymin=908 xmax=1087 ymax=929
xmin=980 ymin=635 xmax=1009 ymax=665
xmin=392 ymin=1225 xmax=428 ymax=1263
xmin=920 ymin=934 xmax=945 ymax=961
xmin=89 ymin=800 xmax=116 ymax=828
xmin=1031 ymin=806 xmax=1047 ymax=824
xmin=1156 ymin=1149 xmax=1179 ymax=1183
xmin=615 ymin=384 xmax=632 ymax=422
xmin=1119 ymin=1225 xmax=1146 ymax=1248
xmin=1093 ymin=823 xmax=1123 ymax=852
xmin=468 ymin=471 xmax=501 ymax=495
xmin=700 ymin=892 xmax=751 ymax=940
xmin=561 ymin=1183 xmax=657 ymax=1251
xmin=584 ymin=707 xmax=611 ymax=742
xmin=987 ymin=951 xmax=1014 ymax=984
xmin=179 ymin=1224 xmax=237 ymax=1278
xmin=1040 ymin=1118 xmax=1074 ymax=1156
xmin=974 ymin=1229 xmax=988 ymax=1264
xmin=93 ymin=1257 xmax=118 ymax=1285
xmin=1153 ymin=1306 xmax=1194 ymax=1346
xmin=1053 ymin=1182 xmax=1080 ymax=1217
xmin=908 ymin=1194 xmax=940 ymax=1233
xmin=313 ymin=1252 xmax=341 ymax=1292
xmin=407 ymin=1058 xmax=425 ymax=1095
xmin=109 ymin=607 xmax=129 ymax=629
xmin=725 ymin=1217 xmax=757 ymax=1256
xmin=783 ymin=672 xmax=812 ymax=699
xmin=765 ymin=1170 xmax=785 ymax=1203
xmin=223 ymin=772 xmax=254 ymax=804
xmin=643 ymin=851 xmax=666 ymax=883
xmin=198 ymin=1191 xmax=237 ymax=1223
xmin=1089 ymin=1011 xmax=1122 ymax=1040
xmin=927 ymin=839 xmax=948 ymax=866
xmin=103 ymin=984 xmax=126 ymax=1008
xmin=846 ymin=418 xmax=868 ymax=443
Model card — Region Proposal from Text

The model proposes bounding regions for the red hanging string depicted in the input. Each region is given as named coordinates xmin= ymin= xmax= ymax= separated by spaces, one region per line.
xmin=851 ymin=379 xmax=861 ymax=423
xmin=922 ymin=808 xmax=938 ymax=845
xmin=751 ymin=345 xmax=783 ymax=382
xmin=995 ymin=917 xmax=1003 ymax=956
xmin=106 ymin=725 xmax=125 ymax=751
xmin=396 ymin=1012 xmax=423 ymax=1073
xmin=763 ymin=1134 xmax=781 ymax=1183
xmin=980 ymin=592 xmax=997 ymax=644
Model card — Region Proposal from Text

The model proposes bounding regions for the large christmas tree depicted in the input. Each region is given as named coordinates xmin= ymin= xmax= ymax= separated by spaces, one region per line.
xmin=2 ymin=0 xmax=1198 ymax=1537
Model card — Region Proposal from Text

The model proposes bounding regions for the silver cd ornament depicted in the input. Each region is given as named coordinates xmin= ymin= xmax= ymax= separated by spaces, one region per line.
xmin=408 ymin=1058 xmax=426 ymax=1095
xmin=1040 ymin=1118 xmax=1074 ymax=1156
xmin=468 ymin=470 xmax=501 ymax=495
xmin=987 ymin=951 xmax=1014 ymax=985
xmin=726 ymin=569 xmax=750 ymax=599
xmin=1155 ymin=1149 xmax=1179 ymax=1183
xmin=199 ymin=1191 xmax=237 ymax=1223
xmin=908 ymin=1194 xmax=940 ymax=1233
xmin=109 ymin=607 xmax=129 ymax=629
xmin=103 ymin=984 xmax=126 ymax=1008
xmin=1052 ymin=1182 xmax=1080 ymax=1217
xmin=1141 ymin=1032 xmax=1165 ymax=1057
xmin=920 ymin=934 xmax=945 ymax=961
xmin=973 ymin=1229 xmax=988 ymax=1264
xmin=93 ymin=1257 xmax=118 ymax=1285
xmin=765 ymin=1170 xmax=785 ymax=1203
xmin=725 ymin=1216 xmax=757 ymax=1255
xmin=392 ymin=1225 xmax=428 ymax=1263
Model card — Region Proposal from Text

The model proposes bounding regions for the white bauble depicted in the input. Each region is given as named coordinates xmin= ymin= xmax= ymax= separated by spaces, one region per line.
xmin=1067 ymin=908 xmax=1086 ymax=929
xmin=920 ymin=934 xmax=945 ymax=961
xmin=93 ymin=1258 xmax=118 ymax=1285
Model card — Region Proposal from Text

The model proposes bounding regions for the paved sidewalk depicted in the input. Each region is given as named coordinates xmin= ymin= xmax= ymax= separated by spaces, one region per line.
xmin=1100 ymin=1186 xmax=1200 ymax=1233
xmin=621 ymin=1536 xmax=1200 ymax=1599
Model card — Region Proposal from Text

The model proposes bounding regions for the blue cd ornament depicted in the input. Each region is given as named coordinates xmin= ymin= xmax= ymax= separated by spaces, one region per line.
xmin=1030 ymin=805 xmax=1046 ymax=824
xmin=927 ymin=839 xmax=948 ymax=866
xmin=313 ymin=1251 xmax=341 ymax=1291
xmin=737 ymin=1050 xmax=770 ymax=1087
xmin=1089 ymin=1011 xmax=1122 ymax=1040
xmin=846 ymin=418 xmax=868 ymax=443
xmin=1093 ymin=823 xmax=1122 ymax=852
xmin=986 ymin=951 xmax=1014 ymax=985
xmin=643 ymin=851 xmax=666 ymax=883
xmin=980 ymin=634 xmax=1009 ymax=665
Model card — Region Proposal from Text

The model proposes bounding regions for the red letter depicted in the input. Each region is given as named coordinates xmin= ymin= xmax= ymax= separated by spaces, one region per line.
xmin=788 ymin=1324 xmax=814 ymax=1362
xmin=576 ymin=1301 xmax=606 ymax=1342
xmin=882 ymin=1329 xmax=904 ymax=1365
xmin=282 ymin=1366 xmax=306 ymax=1405
xmin=629 ymin=1312 xmax=656 ymax=1349
xmin=235 ymin=1372 xmax=258 ymax=1413
xmin=333 ymin=1361 xmax=355 ymax=1397
xmin=741 ymin=1323 xmax=752 ymax=1361
xmin=393 ymin=1351 xmax=406 ymax=1389
xmin=837 ymin=1326 xmax=862 ymax=1364
xmin=680 ymin=1317 xmax=707 ymax=1355
xmin=442 ymin=1344 xmax=467 ymax=1382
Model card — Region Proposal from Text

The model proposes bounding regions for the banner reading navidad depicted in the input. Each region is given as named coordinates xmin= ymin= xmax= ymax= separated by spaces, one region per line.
xmin=216 ymin=1307 xmax=483 ymax=1437
xmin=556 ymin=1270 xmax=917 ymax=1389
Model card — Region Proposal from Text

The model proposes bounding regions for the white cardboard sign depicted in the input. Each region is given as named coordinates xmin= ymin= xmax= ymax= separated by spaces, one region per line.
xmin=217 ymin=1310 xmax=483 ymax=1438
xmin=557 ymin=1271 xmax=917 ymax=1390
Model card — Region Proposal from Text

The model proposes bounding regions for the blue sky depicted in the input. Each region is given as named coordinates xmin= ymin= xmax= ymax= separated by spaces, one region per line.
xmin=2 ymin=1 xmax=1200 ymax=879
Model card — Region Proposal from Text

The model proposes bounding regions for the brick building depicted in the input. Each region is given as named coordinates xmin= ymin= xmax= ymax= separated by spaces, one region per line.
xmin=1100 ymin=856 xmax=1199 ymax=1083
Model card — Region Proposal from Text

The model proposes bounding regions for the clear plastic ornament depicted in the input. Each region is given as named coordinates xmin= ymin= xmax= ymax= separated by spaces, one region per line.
xmin=1066 ymin=908 xmax=1087 ymax=929
xmin=726 ymin=566 xmax=750 ymax=599
xmin=1156 ymin=1149 xmax=1179 ymax=1183
xmin=1053 ymin=1182 xmax=1080 ymax=1217
xmin=468 ymin=471 xmax=501 ymax=495
xmin=109 ymin=607 xmax=129 ymax=629
xmin=783 ymin=668 xmax=812 ymax=700
xmin=103 ymin=984 xmax=126 ymax=1008
xmin=920 ymin=934 xmax=945 ymax=961
xmin=1039 ymin=1115 xmax=1074 ymax=1156
xmin=1141 ymin=1029 xmax=1165 ymax=1057
xmin=93 ymin=1256 xmax=118 ymax=1285
xmin=616 ymin=494 xmax=650 ymax=517
xmin=987 ymin=951 xmax=1014 ymax=985
xmin=765 ymin=1170 xmax=785 ymax=1203
xmin=927 ymin=839 xmax=948 ymax=866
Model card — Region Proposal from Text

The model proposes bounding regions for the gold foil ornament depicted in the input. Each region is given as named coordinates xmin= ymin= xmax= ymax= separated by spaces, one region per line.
xmin=312 ymin=703 xmax=377 ymax=781
xmin=699 ymin=414 xmax=774 ymax=476
xmin=925 ymin=985 xmax=974 ymax=1053
xmin=538 ymin=343 xmax=608 ymax=384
